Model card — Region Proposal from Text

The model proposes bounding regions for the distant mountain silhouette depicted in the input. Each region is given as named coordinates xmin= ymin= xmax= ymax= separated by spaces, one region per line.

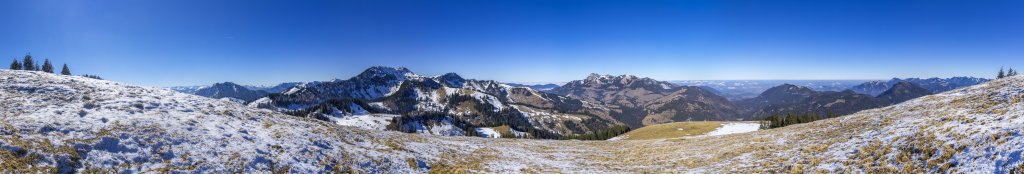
xmin=192 ymin=82 xmax=270 ymax=102
xmin=850 ymin=77 xmax=987 ymax=96
xmin=739 ymin=82 xmax=932 ymax=118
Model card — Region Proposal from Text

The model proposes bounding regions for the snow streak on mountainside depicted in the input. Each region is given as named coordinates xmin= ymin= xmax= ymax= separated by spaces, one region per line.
xmin=252 ymin=67 xmax=624 ymax=139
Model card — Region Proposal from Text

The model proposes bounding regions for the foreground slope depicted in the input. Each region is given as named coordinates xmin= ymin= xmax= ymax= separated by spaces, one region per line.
xmin=2 ymin=70 xmax=1022 ymax=173
xmin=600 ymin=75 xmax=1024 ymax=172
xmin=0 ymin=70 xmax=432 ymax=172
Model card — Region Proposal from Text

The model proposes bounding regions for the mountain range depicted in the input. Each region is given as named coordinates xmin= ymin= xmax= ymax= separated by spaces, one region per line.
xmin=549 ymin=74 xmax=936 ymax=127
xmin=163 ymin=66 xmax=984 ymax=139
xmin=170 ymin=82 xmax=302 ymax=102
xmin=249 ymin=67 xmax=625 ymax=138
xmin=737 ymin=81 xmax=933 ymax=118
xmin=849 ymin=77 xmax=988 ymax=96
xmin=673 ymin=80 xmax=870 ymax=100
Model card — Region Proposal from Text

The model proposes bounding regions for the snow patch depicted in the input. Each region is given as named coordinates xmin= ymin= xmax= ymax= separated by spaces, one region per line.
xmin=331 ymin=114 xmax=400 ymax=130
xmin=476 ymin=128 xmax=501 ymax=138
xmin=705 ymin=122 xmax=761 ymax=136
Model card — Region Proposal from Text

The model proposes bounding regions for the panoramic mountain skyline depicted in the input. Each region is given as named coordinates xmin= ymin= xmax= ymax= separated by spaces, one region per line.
xmin=2 ymin=0 xmax=1022 ymax=86
xmin=3 ymin=1 xmax=1024 ymax=172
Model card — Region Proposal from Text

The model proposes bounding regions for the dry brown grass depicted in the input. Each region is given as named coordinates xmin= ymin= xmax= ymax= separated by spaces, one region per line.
xmin=428 ymin=148 xmax=499 ymax=174
xmin=487 ymin=125 xmax=516 ymax=138
xmin=617 ymin=121 xmax=722 ymax=140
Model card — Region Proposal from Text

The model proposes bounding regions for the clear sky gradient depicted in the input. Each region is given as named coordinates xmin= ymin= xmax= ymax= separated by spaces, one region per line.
xmin=1 ymin=0 xmax=1022 ymax=86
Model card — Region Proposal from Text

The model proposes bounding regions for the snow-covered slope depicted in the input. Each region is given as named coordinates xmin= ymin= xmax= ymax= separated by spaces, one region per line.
xmin=2 ymin=69 xmax=1022 ymax=173
xmin=0 ymin=70 xmax=459 ymax=173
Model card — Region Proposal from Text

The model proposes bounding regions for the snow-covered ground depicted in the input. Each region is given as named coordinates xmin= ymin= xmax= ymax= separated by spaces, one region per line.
xmin=0 ymin=70 xmax=453 ymax=173
xmin=2 ymin=70 xmax=1023 ymax=173
xmin=704 ymin=122 xmax=761 ymax=136
xmin=330 ymin=114 xmax=399 ymax=130
xmin=606 ymin=135 xmax=628 ymax=141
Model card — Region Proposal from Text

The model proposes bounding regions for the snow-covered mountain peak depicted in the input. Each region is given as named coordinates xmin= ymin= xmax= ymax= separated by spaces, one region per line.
xmin=209 ymin=82 xmax=244 ymax=90
xmin=575 ymin=73 xmax=676 ymax=90
xmin=354 ymin=66 xmax=418 ymax=81
xmin=435 ymin=72 xmax=465 ymax=87
xmin=753 ymin=84 xmax=820 ymax=100
xmin=583 ymin=73 xmax=613 ymax=83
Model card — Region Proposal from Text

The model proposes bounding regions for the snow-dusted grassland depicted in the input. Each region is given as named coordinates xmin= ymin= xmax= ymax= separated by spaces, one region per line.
xmin=1 ymin=70 xmax=1023 ymax=173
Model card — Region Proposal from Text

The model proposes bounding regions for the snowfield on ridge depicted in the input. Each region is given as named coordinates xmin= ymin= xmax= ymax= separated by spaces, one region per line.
xmin=1 ymin=70 xmax=1023 ymax=173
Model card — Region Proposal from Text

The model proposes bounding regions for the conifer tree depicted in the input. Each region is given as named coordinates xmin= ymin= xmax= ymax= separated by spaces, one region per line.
xmin=22 ymin=54 xmax=34 ymax=71
xmin=42 ymin=59 xmax=54 ymax=73
xmin=998 ymin=67 xmax=1006 ymax=79
xmin=61 ymin=64 xmax=71 ymax=75
xmin=9 ymin=59 xmax=21 ymax=70
xmin=1009 ymin=68 xmax=1018 ymax=77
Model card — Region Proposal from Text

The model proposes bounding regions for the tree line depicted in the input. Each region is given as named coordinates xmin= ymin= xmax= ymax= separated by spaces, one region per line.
xmin=8 ymin=53 xmax=72 ymax=75
xmin=758 ymin=111 xmax=840 ymax=129
xmin=6 ymin=53 xmax=100 ymax=79
xmin=562 ymin=125 xmax=631 ymax=140
xmin=998 ymin=67 xmax=1018 ymax=79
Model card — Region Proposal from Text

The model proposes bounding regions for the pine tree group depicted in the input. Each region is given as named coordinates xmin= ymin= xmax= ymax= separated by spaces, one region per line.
xmin=759 ymin=111 xmax=839 ymax=129
xmin=999 ymin=67 xmax=1018 ymax=79
xmin=5 ymin=53 xmax=76 ymax=76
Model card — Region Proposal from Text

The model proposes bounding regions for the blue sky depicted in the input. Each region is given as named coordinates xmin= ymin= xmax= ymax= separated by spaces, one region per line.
xmin=1 ymin=0 xmax=1022 ymax=86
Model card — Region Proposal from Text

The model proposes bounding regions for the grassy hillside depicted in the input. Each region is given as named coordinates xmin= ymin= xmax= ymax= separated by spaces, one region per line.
xmin=614 ymin=121 xmax=723 ymax=140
